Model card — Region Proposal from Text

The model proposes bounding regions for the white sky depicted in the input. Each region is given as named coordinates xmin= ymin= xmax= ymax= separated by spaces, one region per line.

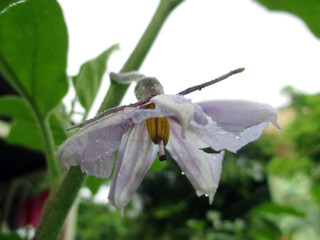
xmin=58 ymin=0 xmax=320 ymax=116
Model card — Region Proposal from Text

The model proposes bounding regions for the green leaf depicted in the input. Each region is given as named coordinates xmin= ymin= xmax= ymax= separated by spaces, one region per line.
xmin=267 ymin=157 xmax=312 ymax=178
xmin=311 ymin=184 xmax=320 ymax=205
xmin=0 ymin=0 xmax=24 ymax=15
xmin=85 ymin=176 xmax=106 ymax=196
xmin=0 ymin=95 xmax=34 ymax=120
xmin=254 ymin=0 xmax=320 ymax=39
xmin=0 ymin=0 xmax=68 ymax=117
xmin=252 ymin=202 xmax=305 ymax=217
xmin=149 ymin=156 xmax=168 ymax=172
xmin=72 ymin=44 xmax=119 ymax=112
xmin=0 ymin=96 xmax=67 ymax=150
xmin=7 ymin=118 xmax=43 ymax=151
xmin=0 ymin=233 xmax=25 ymax=240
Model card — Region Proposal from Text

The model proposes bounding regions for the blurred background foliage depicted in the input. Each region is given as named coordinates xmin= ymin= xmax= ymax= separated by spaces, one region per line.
xmin=74 ymin=88 xmax=320 ymax=240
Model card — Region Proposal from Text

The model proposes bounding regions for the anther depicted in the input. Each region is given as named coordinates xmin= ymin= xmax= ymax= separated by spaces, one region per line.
xmin=145 ymin=104 xmax=170 ymax=161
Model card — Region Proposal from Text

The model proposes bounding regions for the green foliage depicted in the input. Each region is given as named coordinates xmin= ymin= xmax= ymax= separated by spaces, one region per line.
xmin=254 ymin=0 xmax=320 ymax=39
xmin=0 ymin=0 xmax=68 ymax=117
xmin=72 ymin=45 xmax=119 ymax=112
xmin=252 ymin=202 xmax=305 ymax=217
xmin=76 ymin=200 xmax=140 ymax=240
xmin=283 ymin=88 xmax=320 ymax=158
xmin=0 ymin=0 xmax=24 ymax=15
xmin=0 ymin=96 xmax=67 ymax=150
xmin=267 ymin=156 xmax=312 ymax=178
xmin=0 ymin=233 xmax=26 ymax=240
xmin=85 ymin=177 xmax=106 ymax=196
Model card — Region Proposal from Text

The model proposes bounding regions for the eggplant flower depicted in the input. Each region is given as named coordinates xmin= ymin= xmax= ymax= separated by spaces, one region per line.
xmin=58 ymin=70 xmax=279 ymax=214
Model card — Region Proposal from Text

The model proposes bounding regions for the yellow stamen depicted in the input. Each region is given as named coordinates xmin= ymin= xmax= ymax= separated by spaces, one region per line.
xmin=145 ymin=104 xmax=170 ymax=160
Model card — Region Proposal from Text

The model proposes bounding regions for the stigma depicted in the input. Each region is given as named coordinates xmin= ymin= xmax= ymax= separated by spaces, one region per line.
xmin=145 ymin=104 xmax=170 ymax=161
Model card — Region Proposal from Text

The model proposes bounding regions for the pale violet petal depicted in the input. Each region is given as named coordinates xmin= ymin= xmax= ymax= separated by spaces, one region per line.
xmin=108 ymin=123 xmax=158 ymax=214
xmin=198 ymin=100 xmax=280 ymax=133
xmin=132 ymin=94 xmax=207 ymax=136
xmin=57 ymin=107 xmax=137 ymax=178
xmin=193 ymin=103 xmax=208 ymax=126
xmin=166 ymin=120 xmax=224 ymax=204
xmin=80 ymin=155 xmax=115 ymax=179
xmin=191 ymin=115 xmax=271 ymax=152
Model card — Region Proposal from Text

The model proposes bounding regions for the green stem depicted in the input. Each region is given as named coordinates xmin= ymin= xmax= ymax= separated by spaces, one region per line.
xmin=37 ymin=114 xmax=62 ymax=182
xmin=33 ymin=0 xmax=184 ymax=239
xmin=99 ymin=0 xmax=184 ymax=112
xmin=34 ymin=167 xmax=84 ymax=240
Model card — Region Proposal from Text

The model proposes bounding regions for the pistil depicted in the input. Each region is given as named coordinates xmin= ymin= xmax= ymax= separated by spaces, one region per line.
xmin=158 ymin=140 xmax=167 ymax=161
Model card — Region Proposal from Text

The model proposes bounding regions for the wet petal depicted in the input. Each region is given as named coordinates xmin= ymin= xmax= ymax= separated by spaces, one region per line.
xmin=198 ymin=100 xmax=280 ymax=133
xmin=108 ymin=123 xmax=158 ymax=214
xmin=80 ymin=155 xmax=115 ymax=178
xmin=190 ymin=113 xmax=276 ymax=153
xmin=166 ymin=120 xmax=224 ymax=203
xmin=57 ymin=108 xmax=137 ymax=178
xmin=132 ymin=94 xmax=207 ymax=135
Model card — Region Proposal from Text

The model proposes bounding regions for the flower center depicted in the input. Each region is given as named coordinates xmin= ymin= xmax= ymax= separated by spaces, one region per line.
xmin=145 ymin=104 xmax=170 ymax=161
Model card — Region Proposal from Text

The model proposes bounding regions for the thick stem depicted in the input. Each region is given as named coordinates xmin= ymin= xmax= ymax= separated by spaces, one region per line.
xmin=34 ymin=167 xmax=84 ymax=240
xmin=33 ymin=0 xmax=184 ymax=239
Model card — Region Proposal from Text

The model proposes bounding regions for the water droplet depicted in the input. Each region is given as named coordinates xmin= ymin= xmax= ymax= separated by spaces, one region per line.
xmin=217 ymin=129 xmax=227 ymax=135
xmin=205 ymin=194 xmax=209 ymax=197
xmin=181 ymin=171 xmax=185 ymax=175
xmin=234 ymin=134 xmax=240 ymax=140
xmin=95 ymin=139 xmax=101 ymax=143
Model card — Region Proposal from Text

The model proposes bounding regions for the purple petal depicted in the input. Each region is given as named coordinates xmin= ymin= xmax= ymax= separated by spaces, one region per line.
xmin=132 ymin=94 xmax=207 ymax=135
xmin=80 ymin=155 xmax=115 ymax=178
xmin=57 ymin=108 xmax=137 ymax=178
xmin=193 ymin=100 xmax=279 ymax=152
xmin=108 ymin=123 xmax=158 ymax=214
xmin=197 ymin=100 xmax=280 ymax=133
xmin=166 ymin=120 xmax=224 ymax=204
xmin=191 ymin=117 xmax=270 ymax=152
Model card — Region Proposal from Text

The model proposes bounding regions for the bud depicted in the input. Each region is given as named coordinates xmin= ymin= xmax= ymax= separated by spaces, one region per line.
xmin=134 ymin=77 xmax=164 ymax=100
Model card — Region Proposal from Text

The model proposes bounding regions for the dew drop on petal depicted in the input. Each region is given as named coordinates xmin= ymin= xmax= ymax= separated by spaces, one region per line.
xmin=234 ymin=134 xmax=241 ymax=140
xmin=217 ymin=129 xmax=228 ymax=135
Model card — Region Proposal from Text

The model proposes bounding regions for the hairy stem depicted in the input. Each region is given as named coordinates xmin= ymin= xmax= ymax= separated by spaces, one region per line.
xmin=178 ymin=68 xmax=245 ymax=95
xmin=33 ymin=0 xmax=184 ymax=239
xmin=33 ymin=167 xmax=84 ymax=240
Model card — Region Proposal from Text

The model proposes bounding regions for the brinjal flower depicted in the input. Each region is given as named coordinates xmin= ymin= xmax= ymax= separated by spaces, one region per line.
xmin=58 ymin=69 xmax=279 ymax=214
